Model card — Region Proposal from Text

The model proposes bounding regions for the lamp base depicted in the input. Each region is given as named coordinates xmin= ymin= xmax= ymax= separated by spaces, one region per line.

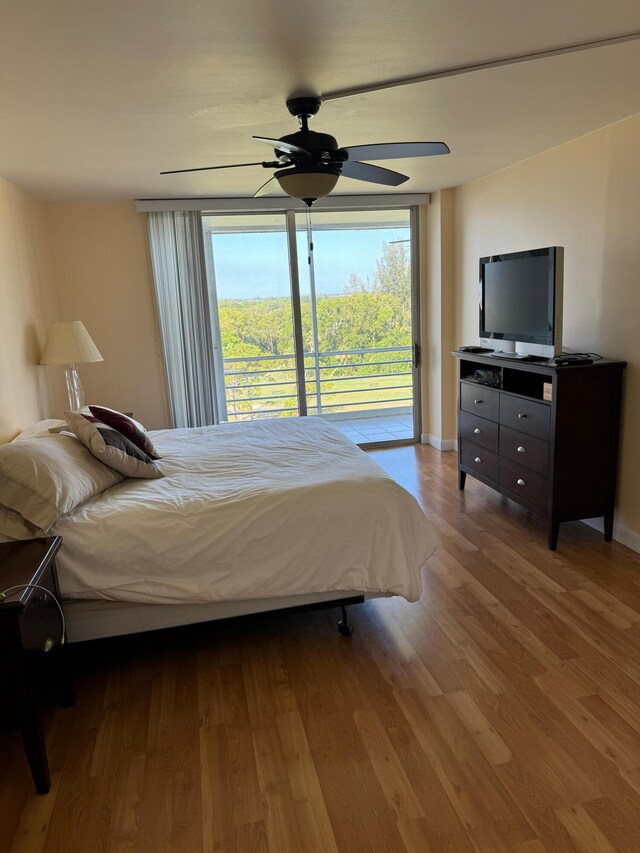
xmin=65 ymin=366 xmax=85 ymax=411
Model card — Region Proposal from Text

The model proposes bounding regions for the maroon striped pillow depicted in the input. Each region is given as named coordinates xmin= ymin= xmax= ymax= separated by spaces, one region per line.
xmin=88 ymin=406 xmax=160 ymax=460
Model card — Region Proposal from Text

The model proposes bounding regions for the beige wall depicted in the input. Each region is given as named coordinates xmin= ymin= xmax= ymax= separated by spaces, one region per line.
xmin=0 ymin=176 xmax=61 ymax=441
xmin=453 ymin=113 xmax=640 ymax=542
xmin=47 ymin=202 xmax=169 ymax=429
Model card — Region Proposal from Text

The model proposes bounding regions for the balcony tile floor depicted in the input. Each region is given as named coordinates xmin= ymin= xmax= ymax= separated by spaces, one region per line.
xmin=324 ymin=414 xmax=414 ymax=444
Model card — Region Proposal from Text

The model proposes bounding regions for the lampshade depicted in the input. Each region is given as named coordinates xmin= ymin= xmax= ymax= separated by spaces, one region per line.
xmin=275 ymin=168 xmax=340 ymax=204
xmin=40 ymin=321 xmax=103 ymax=366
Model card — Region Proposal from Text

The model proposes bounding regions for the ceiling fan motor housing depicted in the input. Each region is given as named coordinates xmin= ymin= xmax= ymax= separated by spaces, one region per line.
xmin=277 ymin=130 xmax=342 ymax=159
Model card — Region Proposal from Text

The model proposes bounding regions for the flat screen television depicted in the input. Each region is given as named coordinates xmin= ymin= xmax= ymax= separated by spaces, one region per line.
xmin=479 ymin=246 xmax=563 ymax=359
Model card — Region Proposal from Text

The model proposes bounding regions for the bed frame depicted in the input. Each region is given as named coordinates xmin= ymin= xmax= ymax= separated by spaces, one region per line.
xmin=63 ymin=590 xmax=382 ymax=643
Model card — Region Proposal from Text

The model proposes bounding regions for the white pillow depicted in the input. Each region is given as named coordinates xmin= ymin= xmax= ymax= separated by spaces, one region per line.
xmin=0 ymin=504 xmax=39 ymax=540
xmin=0 ymin=433 xmax=124 ymax=538
xmin=16 ymin=419 xmax=68 ymax=440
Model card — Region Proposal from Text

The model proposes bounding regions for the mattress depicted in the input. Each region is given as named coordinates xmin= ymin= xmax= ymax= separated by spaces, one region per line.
xmin=53 ymin=417 xmax=438 ymax=605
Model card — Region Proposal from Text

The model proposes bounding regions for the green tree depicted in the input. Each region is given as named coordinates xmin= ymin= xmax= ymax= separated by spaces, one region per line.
xmin=373 ymin=241 xmax=411 ymax=320
xmin=344 ymin=272 xmax=369 ymax=294
xmin=214 ymin=238 xmax=414 ymax=418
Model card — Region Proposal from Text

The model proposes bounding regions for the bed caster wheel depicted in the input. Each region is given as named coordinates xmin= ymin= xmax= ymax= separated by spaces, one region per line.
xmin=338 ymin=620 xmax=353 ymax=637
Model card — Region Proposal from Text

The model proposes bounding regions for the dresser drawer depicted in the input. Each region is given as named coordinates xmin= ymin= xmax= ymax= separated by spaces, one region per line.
xmin=499 ymin=425 xmax=549 ymax=475
xmin=499 ymin=394 xmax=550 ymax=440
xmin=460 ymin=383 xmax=500 ymax=422
xmin=19 ymin=568 xmax=61 ymax=652
xmin=460 ymin=439 xmax=499 ymax=482
xmin=499 ymin=458 xmax=548 ymax=509
xmin=459 ymin=411 xmax=499 ymax=453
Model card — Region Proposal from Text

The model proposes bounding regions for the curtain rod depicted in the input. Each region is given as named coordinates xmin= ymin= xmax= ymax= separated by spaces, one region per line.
xmin=135 ymin=193 xmax=430 ymax=213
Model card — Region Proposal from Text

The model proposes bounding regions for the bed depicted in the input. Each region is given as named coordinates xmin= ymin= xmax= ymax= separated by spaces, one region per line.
xmin=3 ymin=417 xmax=439 ymax=642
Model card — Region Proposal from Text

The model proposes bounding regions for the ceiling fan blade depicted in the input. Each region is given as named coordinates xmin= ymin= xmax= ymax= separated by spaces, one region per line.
xmin=253 ymin=176 xmax=280 ymax=198
xmin=341 ymin=160 xmax=409 ymax=187
xmin=253 ymin=136 xmax=311 ymax=156
xmin=343 ymin=142 xmax=450 ymax=161
xmin=160 ymin=161 xmax=265 ymax=175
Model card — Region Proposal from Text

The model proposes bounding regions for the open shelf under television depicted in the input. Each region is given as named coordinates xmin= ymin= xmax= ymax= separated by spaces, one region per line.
xmin=459 ymin=357 xmax=552 ymax=402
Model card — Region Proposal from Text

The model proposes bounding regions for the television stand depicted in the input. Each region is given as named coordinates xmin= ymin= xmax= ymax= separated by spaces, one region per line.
xmin=489 ymin=351 xmax=540 ymax=361
xmin=453 ymin=351 xmax=626 ymax=549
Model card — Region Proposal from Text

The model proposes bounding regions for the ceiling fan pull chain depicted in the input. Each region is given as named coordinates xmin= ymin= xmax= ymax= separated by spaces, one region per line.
xmin=306 ymin=206 xmax=314 ymax=264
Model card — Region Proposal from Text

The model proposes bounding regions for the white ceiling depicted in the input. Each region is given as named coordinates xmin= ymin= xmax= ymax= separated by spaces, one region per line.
xmin=1 ymin=0 xmax=639 ymax=200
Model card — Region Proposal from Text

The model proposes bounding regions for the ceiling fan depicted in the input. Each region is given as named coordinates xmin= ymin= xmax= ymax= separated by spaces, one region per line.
xmin=161 ymin=97 xmax=450 ymax=206
xmin=159 ymin=31 xmax=640 ymax=205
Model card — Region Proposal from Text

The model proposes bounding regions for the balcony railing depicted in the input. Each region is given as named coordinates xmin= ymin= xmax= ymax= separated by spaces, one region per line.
xmin=222 ymin=345 xmax=413 ymax=421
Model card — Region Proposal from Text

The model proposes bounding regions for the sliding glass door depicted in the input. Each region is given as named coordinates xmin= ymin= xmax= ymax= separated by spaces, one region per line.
xmin=295 ymin=209 xmax=415 ymax=442
xmin=201 ymin=207 xmax=419 ymax=444
xmin=201 ymin=213 xmax=300 ymax=422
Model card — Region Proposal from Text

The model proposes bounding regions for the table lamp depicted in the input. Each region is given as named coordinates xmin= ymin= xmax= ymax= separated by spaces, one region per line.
xmin=40 ymin=321 xmax=103 ymax=411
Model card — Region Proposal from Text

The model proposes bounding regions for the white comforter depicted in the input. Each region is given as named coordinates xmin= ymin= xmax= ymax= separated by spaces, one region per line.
xmin=54 ymin=418 xmax=438 ymax=604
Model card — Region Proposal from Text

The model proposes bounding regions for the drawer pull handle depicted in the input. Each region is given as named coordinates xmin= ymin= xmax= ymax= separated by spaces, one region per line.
xmin=474 ymin=399 xmax=482 ymax=405
xmin=35 ymin=593 xmax=50 ymax=603
xmin=517 ymin=413 xmax=527 ymax=419
xmin=474 ymin=456 xmax=482 ymax=463
xmin=43 ymin=637 xmax=55 ymax=653
xmin=474 ymin=428 xmax=482 ymax=435
xmin=517 ymin=478 xmax=526 ymax=486
xmin=517 ymin=446 xmax=526 ymax=453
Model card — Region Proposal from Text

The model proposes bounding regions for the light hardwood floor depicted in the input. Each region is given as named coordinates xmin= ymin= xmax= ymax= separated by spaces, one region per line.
xmin=3 ymin=444 xmax=640 ymax=852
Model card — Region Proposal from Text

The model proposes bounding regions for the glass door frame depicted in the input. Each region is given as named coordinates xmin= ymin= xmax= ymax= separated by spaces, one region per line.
xmin=285 ymin=209 xmax=309 ymax=417
xmin=410 ymin=205 xmax=422 ymax=446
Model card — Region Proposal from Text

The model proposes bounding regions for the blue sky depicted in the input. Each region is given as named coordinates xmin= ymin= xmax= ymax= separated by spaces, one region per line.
xmin=210 ymin=227 xmax=410 ymax=299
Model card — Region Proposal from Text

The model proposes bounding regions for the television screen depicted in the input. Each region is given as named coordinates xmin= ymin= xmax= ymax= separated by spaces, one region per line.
xmin=479 ymin=249 xmax=557 ymax=344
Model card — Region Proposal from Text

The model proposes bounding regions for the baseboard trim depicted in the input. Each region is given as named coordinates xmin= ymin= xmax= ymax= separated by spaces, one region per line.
xmin=421 ymin=433 xmax=456 ymax=452
xmin=582 ymin=518 xmax=640 ymax=555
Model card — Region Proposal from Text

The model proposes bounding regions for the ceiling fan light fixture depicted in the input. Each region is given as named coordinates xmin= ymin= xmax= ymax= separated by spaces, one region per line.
xmin=275 ymin=168 xmax=340 ymax=205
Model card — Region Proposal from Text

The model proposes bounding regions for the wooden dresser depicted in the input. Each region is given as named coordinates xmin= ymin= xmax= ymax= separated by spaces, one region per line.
xmin=453 ymin=351 xmax=626 ymax=550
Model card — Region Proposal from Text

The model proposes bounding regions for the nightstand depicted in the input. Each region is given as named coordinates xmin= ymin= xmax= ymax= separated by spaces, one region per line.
xmin=0 ymin=536 xmax=75 ymax=794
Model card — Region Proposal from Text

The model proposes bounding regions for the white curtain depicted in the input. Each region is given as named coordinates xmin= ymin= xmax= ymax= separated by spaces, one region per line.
xmin=147 ymin=211 xmax=219 ymax=428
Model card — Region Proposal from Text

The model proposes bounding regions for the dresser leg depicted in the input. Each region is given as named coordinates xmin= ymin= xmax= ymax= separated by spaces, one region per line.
xmin=458 ymin=469 xmax=466 ymax=490
xmin=548 ymin=519 xmax=559 ymax=551
xmin=604 ymin=513 xmax=614 ymax=542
